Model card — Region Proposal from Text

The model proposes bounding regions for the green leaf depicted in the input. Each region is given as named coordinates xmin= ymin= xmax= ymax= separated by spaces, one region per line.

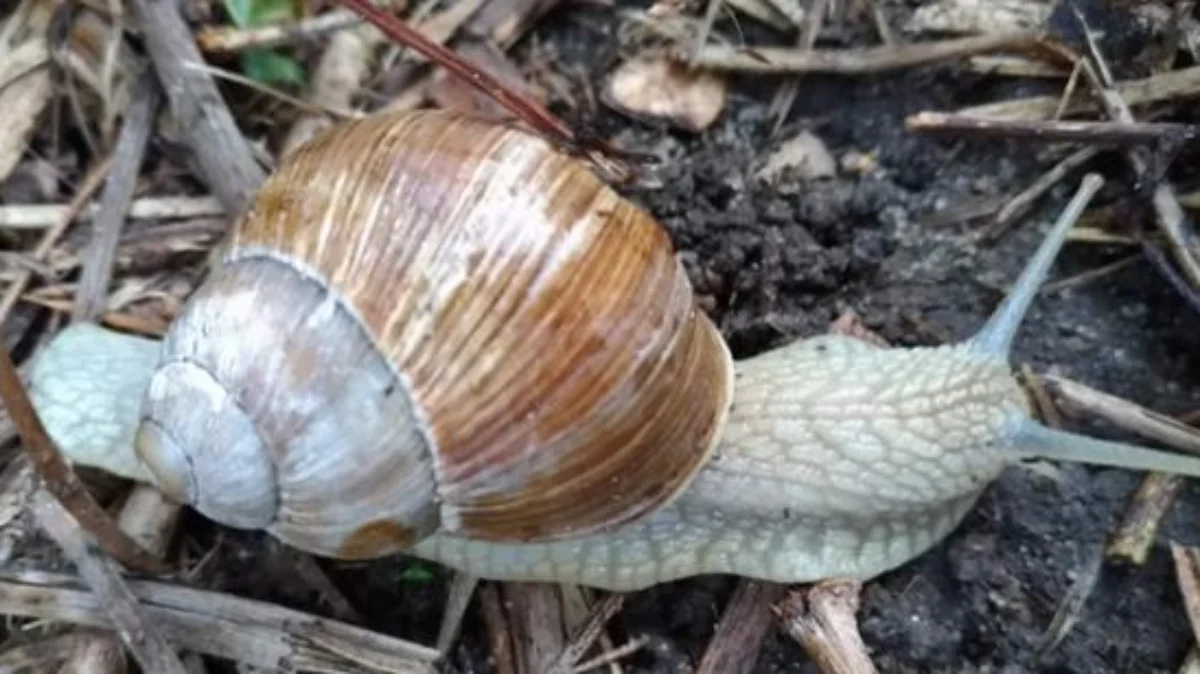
xmin=241 ymin=48 xmax=306 ymax=87
xmin=222 ymin=0 xmax=298 ymax=27
xmin=247 ymin=0 xmax=299 ymax=25
xmin=398 ymin=563 xmax=435 ymax=584
xmin=221 ymin=0 xmax=253 ymax=27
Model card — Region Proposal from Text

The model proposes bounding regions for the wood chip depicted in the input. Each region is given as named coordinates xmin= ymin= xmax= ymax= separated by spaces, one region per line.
xmin=754 ymin=129 xmax=837 ymax=182
xmin=602 ymin=56 xmax=727 ymax=132
xmin=902 ymin=0 xmax=1052 ymax=35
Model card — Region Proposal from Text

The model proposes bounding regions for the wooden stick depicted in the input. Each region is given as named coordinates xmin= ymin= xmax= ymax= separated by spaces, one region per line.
xmin=29 ymin=491 xmax=187 ymax=674
xmin=689 ymin=30 xmax=1041 ymax=73
xmin=905 ymin=111 xmax=1198 ymax=146
xmin=478 ymin=582 xmax=517 ymax=674
xmin=1039 ymin=374 xmax=1200 ymax=456
xmin=195 ymin=8 xmax=363 ymax=54
xmin=1064 ymin=17 xmax=1200 ymax=291
xmin=980 ymin=146 xmax=1102 ymax=242
xmin=0 ymin=156 xmax=112 ymax=325
xmin=548 ymin=593 xmax=627 ymax=673
xmin=0 ymin=568 xmax=441 ymax=673
xmin=73 ymin=71 xmax=161 ymax=321
xmin=0 ymin=195 xmax=224 ymax=229
xmin=1173 ymin=543 xmax=1200 ymax=648
xmin=775 ymin=581 xmax=877 ymax=674
xmin=1107 ymin=473 xmax=1186 ymax=564
xmin=436 ymin=573 xmax=479 ymax=655
xmin=767 ymin=0 xmax=828 ymax=129
xmin=957 ymin=64 xmax=1200 ymax=121
xmin=127 ymin=0 xmax=266 ymax=214
xmin=696 ymin=579 xmax=788 ymax=674
xmin=59 ymin=484 xmax=185 ymax=673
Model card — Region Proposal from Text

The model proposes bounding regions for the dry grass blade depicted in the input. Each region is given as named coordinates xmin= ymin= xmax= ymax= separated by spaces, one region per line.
xmin=436 ymin=573 xmax=479 ymax=654
xmin=195 ymin=8 xmax=363 ymax=53
xmin=696 ymin=579 xmax=787 ymax=674
xmin=548 ymin=593 xmax=627 ymax=673
xmin=957 ymin=64 xmax=1200 ymax=121
xmin=689 ymin=30 xmax=1040 ymax=73
xmin=1036 ymin=546 xmax=1104 ymax=657
xmin=1059 ymin=17 xmax=1200 ymax=293
xmin=0 ymin=632 xmax=101 ymax=671
xmin=0 ymin=195 xmax=224 ymax=229
xmin=0 ymin=155 xmax=112 ymax=325
xmin=1038 ymin=375 xmax=1200 ymax=456
xmin=0 ymin=569 xmax=440 ymax=673
xmin=73 ymin=72 xmax=160 ymax=322
xmin=29 ymin=491 xmax=186 ymax=674
xmin=0 ymin=8 xmax=53 ymax=183
xmin=1107 ymin=473 xmax=1187 ymax=564
xmin=981 ymin=145 xmax=1102 ymax=242
xmin=904 ymin=112 xmax=1198 ymax=145
xmin=766 ymin=0 xmax=828 ymax=130
xmin=58 ymin=484 xmax=186 ymax=673
xmin=335 ymin=0 xmax=577 ymax=151
xmin=128 ymin=0 xmax=266 ymax=213
xmin=478 ymin=582 xmax=517 ymax=674
xmin=1173 ymin=544 xmax=1200 ymax=648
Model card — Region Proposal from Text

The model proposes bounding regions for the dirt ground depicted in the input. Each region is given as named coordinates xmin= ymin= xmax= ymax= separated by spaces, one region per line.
xmin=7 ymin=0 xmax=1200 ymax=672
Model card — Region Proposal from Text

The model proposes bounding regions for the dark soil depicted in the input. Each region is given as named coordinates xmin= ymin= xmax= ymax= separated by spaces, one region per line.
xmin=8 ymin=0 xmax=1200 ymax=672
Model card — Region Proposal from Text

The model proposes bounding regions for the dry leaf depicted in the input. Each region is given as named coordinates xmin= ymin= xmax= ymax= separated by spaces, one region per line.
xmin=0 ymin=37 xmax=53 ymax=183
xmin=602 ymin=57 xmax=727 ymax=132
xmin=754 ymin=130 xmax=836 ymax=183
xmin=903 ymin=0 xmax=1052 ymax=35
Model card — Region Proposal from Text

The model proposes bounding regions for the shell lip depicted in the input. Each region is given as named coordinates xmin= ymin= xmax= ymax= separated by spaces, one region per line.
xmin=134 ymin=417 xmax=196 ymax=506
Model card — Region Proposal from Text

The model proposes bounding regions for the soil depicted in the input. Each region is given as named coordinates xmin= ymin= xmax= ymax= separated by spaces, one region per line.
xmin=8 ymin=0 xmax=1200 ymax=672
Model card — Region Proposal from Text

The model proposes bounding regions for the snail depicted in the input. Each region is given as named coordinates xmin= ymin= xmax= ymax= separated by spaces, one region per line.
xmin=23 ymin=109 xmax=1200 ymax=592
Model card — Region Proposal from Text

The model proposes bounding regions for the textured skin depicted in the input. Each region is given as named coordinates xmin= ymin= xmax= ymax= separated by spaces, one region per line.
xmin=27 ymin=323 xmax=156 ymax=482
xmin=219 ymin=109 xmax=734 ymax=544
xmin=29 ymin=325 xmax=1028 ymax=590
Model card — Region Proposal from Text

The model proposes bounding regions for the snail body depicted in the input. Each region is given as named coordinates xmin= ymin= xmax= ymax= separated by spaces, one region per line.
xmin=26 ymin=110 xmax=1200 ymax=591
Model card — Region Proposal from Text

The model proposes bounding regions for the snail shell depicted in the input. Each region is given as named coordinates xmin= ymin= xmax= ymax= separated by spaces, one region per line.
xmin=134 ymin=110 xmax=734 ymax=559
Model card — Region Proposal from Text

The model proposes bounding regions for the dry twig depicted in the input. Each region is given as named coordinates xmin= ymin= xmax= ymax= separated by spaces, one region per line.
xmin=689 ymin=30 xmax=1040 ymax=73
xmin=195 ymin=8 xmax=363 ymax=53
xmin=1173 ymin=544 xmax=1200 ymax=648
xmin=1039 ymin=374 xmax=1200 ymax=457
xmin=957 ymin=64 xmax=1200 ymax=121
xmin=0 ymin=568 xmax=440 ymax=673
xmin=73 ymin=72 xmax=160 ymax=321
xmin=775 ymin=581 xmax=878 ymax=674
xmin=128 ymin=0 xmax=266 ymax=213
xmin=1063 ymin=17 xmax=1200 ymax=291
xmin=696 ymin=579 xmax=787 ymax=674
xmin=1107 ymin=473 xmax=1187 ymax=564
xmin=548 ymin=593 xmax=628 ymax=673
xmin=905 ymin=112 xmax=1198 ymax=146
xmin=0 ymin=195 xmax=224 ymax=229
xmin=981 ymin=146 xmax=1102 ymax=242
xmin=30 ymin=491 xmax=186 ymax=674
